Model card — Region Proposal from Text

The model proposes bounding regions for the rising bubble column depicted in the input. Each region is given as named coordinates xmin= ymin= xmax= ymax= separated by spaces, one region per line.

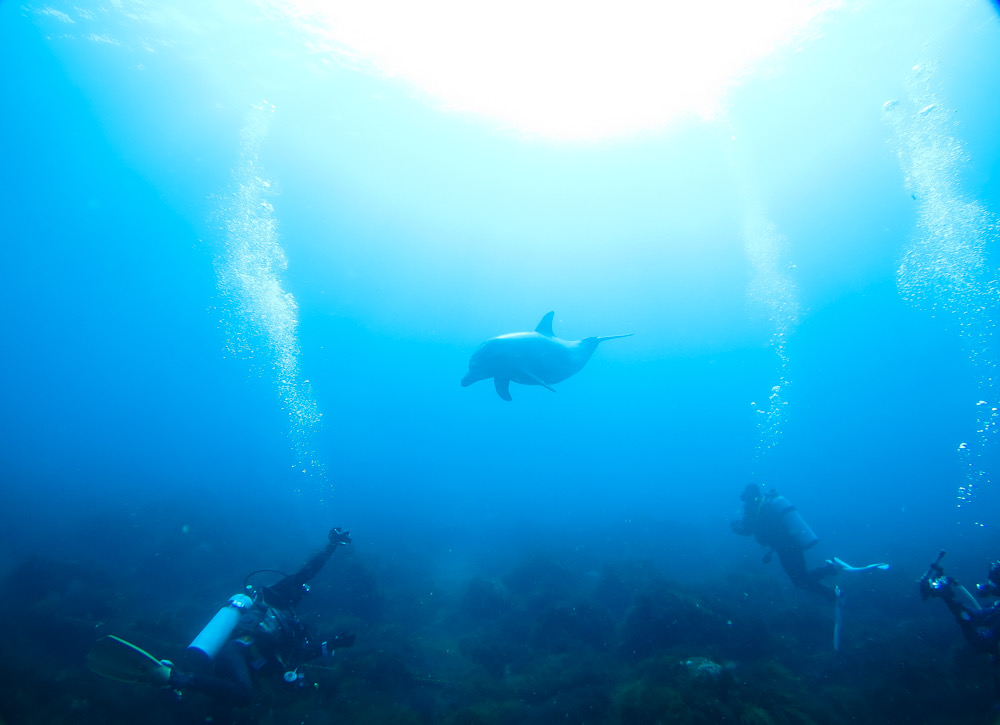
xmin=744 ymin=203 xmax=801 ymax=468
xmin=214 ymin=103 xmax=328 ymax=495
xmin=884 ymin=64 xmax=999 ymax=520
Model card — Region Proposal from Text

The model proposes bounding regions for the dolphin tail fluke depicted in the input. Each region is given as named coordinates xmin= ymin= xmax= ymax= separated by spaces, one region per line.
xmin=494 ymin=377 xmax=513 ymax=401
xmin=596 ymin=333 xmax=633 ymax=344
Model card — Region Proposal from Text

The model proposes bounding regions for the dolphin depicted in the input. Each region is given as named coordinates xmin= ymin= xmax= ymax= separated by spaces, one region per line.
xmin=461 ymin=311 xmax=632 ymax=401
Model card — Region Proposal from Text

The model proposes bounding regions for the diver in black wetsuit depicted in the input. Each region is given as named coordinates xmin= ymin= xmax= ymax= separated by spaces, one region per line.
xmin=165 ymin=527 xmax=356 ymax=705
xmin=96 ymin=529 xmax=354 ymax=706
xmin=920 ymin=552 xmax=1000 ymax=698
xmin=730 ymin=485 xmax=887 ymax=652
xmin=732 ymin=484 xmax=843 ymax=601
xmin=87 ymin=529 xmax=354 ymax=705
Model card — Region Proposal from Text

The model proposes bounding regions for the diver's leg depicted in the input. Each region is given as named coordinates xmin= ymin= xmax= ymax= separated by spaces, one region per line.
xmin=777 ymin=549 xmax=838 ymax=602
xmin=807 ymin=559 xmax=842 ymax=582
xmin=170 ymin=640 xmax=253 ymax=706
xmin=213 ymin=639 xmax=254 ymax=704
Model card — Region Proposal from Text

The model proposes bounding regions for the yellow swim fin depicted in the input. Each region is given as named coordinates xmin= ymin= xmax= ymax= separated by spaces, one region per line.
xmin=87 ymin=635 xmax=172 ymax=686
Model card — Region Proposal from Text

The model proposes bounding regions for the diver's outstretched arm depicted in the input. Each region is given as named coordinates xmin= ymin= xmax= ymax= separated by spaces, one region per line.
xmin=265 ymin=528 xmax=351 ymax=607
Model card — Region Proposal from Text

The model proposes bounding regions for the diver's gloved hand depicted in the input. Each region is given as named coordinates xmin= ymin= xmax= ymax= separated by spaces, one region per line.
xmin=167 ymin=667 xmax=194 ymax=689
xmin=921 ymin=575 xmax=956 ymax=600
xmin=329 ymin=528 xmax=352 ymax=546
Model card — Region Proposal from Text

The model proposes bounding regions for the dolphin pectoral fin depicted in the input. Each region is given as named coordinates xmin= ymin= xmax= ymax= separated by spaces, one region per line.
xmin=534 ymin=311 xmax=556 ymax=337
xmin=596 ymin=333 xmax=633 ymax=343
xmin=520 ymin=369 xmax=557 ymax=393
xmin=494 ymin=377 xmax=513 ymax=401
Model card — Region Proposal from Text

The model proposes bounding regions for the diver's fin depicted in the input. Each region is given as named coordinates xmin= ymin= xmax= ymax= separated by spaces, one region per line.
xmin=87 ymin=635 xmax=172 ymax=686
xmin=520 ymin=369 xmax=556 ymax=392
xmin=833 ymin=586 xmax=844 ymax=652
xmin=831 ymin=557 xmax=890 ymax=572
xmin=535 ymin=311 xmax=555 ymax=337
xmin=494 ymin=377 xmax=512 ymax=401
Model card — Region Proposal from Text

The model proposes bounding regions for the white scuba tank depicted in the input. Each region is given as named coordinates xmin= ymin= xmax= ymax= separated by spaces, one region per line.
xmin=187 ymin=593 xmax=254 ymax=661
xmin=769 ymin=495 xmax=819 ymax=550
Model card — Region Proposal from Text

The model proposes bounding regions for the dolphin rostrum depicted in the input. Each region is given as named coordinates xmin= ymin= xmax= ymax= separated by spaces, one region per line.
xmin=461 ymin=311 xmax=632 ymax=401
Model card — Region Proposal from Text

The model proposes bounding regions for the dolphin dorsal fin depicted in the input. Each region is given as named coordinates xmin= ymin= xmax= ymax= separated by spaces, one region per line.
xmin=535 ymin=311 xmax=556 ymax=337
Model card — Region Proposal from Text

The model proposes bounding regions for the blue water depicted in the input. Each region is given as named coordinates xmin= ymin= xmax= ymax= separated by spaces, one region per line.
xmin=2 ymin=1 xmax=1000 ymax=722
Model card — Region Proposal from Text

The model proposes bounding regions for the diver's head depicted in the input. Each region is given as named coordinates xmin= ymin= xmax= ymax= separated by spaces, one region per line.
xmin=740 ymin=483 xmax=762 ymax=504
xmin=976 ymin=560 xmax=1000 ymax=598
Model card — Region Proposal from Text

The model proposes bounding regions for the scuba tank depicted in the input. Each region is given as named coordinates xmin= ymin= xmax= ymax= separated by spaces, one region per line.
xmin=768 ymin=495 xmax=819 ymax=551
xmin=187 ymin=593 xmax=254 ymax=663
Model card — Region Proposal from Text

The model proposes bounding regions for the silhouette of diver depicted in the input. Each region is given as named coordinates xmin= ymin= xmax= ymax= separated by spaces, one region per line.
xmin=732 ymin=484 xmax=887 ymax=602
xmin=920 ymin=551 xmax=1000 ymax=700
xmin=88 ymin=527 xmax=355 ymax=706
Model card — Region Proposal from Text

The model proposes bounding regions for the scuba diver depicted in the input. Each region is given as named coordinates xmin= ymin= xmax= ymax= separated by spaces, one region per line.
xmin=732 ymin=484 xmax=888 ymax=649
xmin=87 ymin=527 xmax=356 ymax=706
xmin=919 ymin=551 xmax=1000 ymax=697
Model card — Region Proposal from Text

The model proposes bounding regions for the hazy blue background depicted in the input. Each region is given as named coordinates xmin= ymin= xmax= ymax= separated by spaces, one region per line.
xmin=2 ymin=0 xmax=999 ymax=601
